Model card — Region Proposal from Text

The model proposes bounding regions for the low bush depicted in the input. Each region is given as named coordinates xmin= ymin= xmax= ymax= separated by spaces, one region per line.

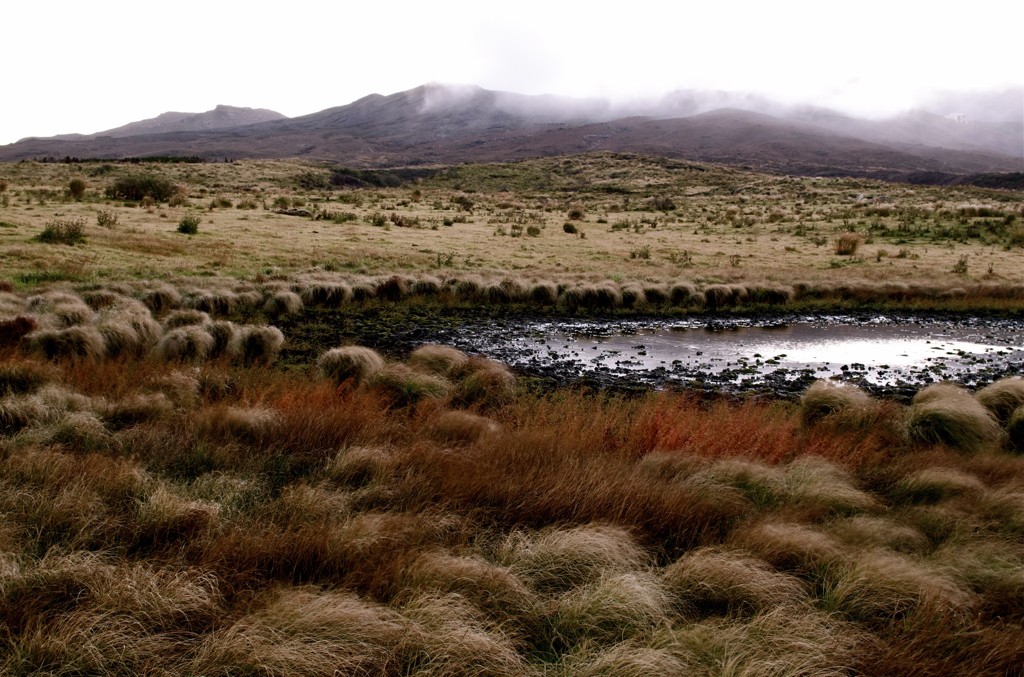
xmin=178 ymin=215 xmax=201 ymax=235
xmin=68 ymin=178 xmax=86 ymax=199
xmin=105 ymin=175 xmax=175 ymax=202
xmin=36 ymin=218 xmax=86 ymax=245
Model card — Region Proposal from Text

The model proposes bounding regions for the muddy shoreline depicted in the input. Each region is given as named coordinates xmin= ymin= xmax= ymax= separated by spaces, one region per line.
xmin=275 ymin=305 xmax=1024 ymax=401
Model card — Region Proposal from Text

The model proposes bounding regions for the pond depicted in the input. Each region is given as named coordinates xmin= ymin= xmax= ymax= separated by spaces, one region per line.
xmin=444 ymin=314 xmax=1024 ymax=398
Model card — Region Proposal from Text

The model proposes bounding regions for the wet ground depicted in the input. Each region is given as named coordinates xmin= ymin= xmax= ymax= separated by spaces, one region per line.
xmin=279 ymin=308 xmax=1024 ymax=400
xmin=478 ymin=315 xmax=1024 ymax=399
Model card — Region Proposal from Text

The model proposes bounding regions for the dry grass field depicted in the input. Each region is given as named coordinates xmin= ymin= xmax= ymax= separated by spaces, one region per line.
xmin=0 ymin=155 xmax=1021 ymax=301
xmin=1 ymin=154 xmax=1023 ymax=676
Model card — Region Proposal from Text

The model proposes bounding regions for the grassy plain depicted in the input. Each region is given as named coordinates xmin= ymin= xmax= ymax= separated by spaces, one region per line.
xmin=0 ymin=154 xmax=1021 ymax=298
xmin=1 ymin=154 xmax=1023 ymax=676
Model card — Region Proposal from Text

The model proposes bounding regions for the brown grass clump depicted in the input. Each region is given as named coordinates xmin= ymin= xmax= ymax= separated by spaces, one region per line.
xmin=908 ymin=383 xmax=1002 ymax=453
xmin=152 ymin=326 xmax=215 ymax=362
xmin=821 ymin=550 xmax=976 ymax=622
xmin=975 ymin=377 xmax=1024 ymax=423
xmin=500 ymin=524 xmax=647 ymax=594
xmin=375 ymin=274 xmax=408 ymax=302
xmin=399 ymin=551 xmax=540 ymax=624
xmin=161 ymin=309 xmax=211 ymax=330
xmin=207 ymin=320 xmax=239 ymax=356
xmin=185 ymin=289 xmax=239 ymax=315
xmin=232 ymin=325 xmax=285 ymax=363
xmin=702 ymin=284 xmax=737 ymax=309
xmin=730 ymin=521 xmax=844 ymax=571
xmin=663 ymin=546 xmax=810 ymax=616
xmin=1008 ymin=406 xmax=1024 ymax=452
xmin=458 ymin=356 xmax=516 ymax=405
xmin=407 ymin=344 xmax=469 ymax=375
xmin=431 ymin=410 xmax=500 ymax=443
xmin=23 ymin=326 xmax=106 ymax=361
xmin=551 ymin=572 xmax=671 ymax=645
xmin=370 ymin=363 xmax=451 ymax=406
xmin=97 ymin=392 xmax=174 ymax=430
xmin=833 ymin=232 xmax=864 ymax=256
xmin=188 ymin=587 xmax=404 ymax=676
xmin=97 ymin=315 xmax=160 ymax=358
xmin=800 ymin=380 xmax=875 ymax=426
xmin=0 ymin=360 xmax=55 ymax=396
xmin=0 ymin=315 xmax=39 ymax=346
xmin=528 ymin=280 xmax=559 ymax=304
xmin=316 ymin=346 xmax=385 ymax=386
xmin=300 ymin=282 xmax=352 ymax=307
xmin=138 ymin=284 xmax=182 ymax=313
xmin=263 ymin=291 xmax=303 ymax=318
xmin=197 ymin=405 xmax=281 ymax=441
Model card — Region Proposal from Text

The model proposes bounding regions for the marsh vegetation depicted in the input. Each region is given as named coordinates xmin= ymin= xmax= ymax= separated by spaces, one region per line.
xmin=1 ymin=153 xmax=1022 ymax=675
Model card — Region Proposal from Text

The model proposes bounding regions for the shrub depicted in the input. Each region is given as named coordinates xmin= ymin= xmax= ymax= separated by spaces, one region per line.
xmin=908 ymin=383 xmax=1002 ymax=452
xmin=567 ymin=208 xmax=585 ymax=220
xmin=36 ymin=218 xmax=86 ymax=245
xmin=563 ymin=222 xmax=578 ymax=234
xmin=527 ymin=225 xmax=541 ymax=236
xmin=95 ymin=209 xmax=118 ymax=228
xmin=317 ymin=346 xmax=385 ymax=386
xmin=975 ymin=377 xmax=1024 ymax=423
xmin=178 ymin=215 xmax=201 ymax=234
xmin=105 ymin=175 xmax=175 ymax=202
xmin=833 ymin=232 xmax=863 ymax=256
xmin=68 ymin=178 xmax=86 ymax=199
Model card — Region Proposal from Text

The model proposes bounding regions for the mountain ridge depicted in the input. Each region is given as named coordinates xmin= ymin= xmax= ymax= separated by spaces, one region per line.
xmin=2 ymin=84 xmax=1020 ymax=184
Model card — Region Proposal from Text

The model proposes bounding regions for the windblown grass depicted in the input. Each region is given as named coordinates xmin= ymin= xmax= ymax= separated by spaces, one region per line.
xmin=0 ymin=343 xmax=1021 ymax=675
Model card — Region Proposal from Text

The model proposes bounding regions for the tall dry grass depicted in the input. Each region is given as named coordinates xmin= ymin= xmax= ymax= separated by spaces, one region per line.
xmin=0 ymin=344 xmax=1022 ymax=676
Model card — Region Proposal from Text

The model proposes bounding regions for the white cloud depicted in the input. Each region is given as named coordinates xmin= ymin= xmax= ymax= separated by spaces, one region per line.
xmin=2 ymin=0 xmax=1020 ymax=144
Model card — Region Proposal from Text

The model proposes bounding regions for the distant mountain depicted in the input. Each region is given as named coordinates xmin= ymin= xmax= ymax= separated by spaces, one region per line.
xmin=26 ymin=105 xmax=286 ymax=142
xmin=1 ymin=84 xmax=1020 ymax=184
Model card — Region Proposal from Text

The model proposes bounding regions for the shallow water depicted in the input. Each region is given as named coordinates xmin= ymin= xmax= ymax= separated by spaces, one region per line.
xmin=450 ymin=314 xmax=1024 ymax=395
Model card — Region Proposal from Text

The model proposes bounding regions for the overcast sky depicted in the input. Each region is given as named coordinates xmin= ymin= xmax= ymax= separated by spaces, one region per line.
xmin=2 ymin=0 xmax=1021 ymax=145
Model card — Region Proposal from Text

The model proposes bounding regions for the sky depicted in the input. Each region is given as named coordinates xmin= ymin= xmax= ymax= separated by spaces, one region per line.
xmin=2 ymin=0 xmax=1021 ymax=145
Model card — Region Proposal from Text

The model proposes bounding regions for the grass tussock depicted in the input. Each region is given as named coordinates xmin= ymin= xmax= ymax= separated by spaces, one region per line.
xmin=663 ymin=547 xmax=810 ymax=615
xmin=975 ymin=377 xmax=1024 ymax=423
xmin=908 ymin=383 xmax=1002 ymax=453
xmin=800 ymin=379 xmax=876 ymax=426
xmin=0 ymin=342 xmax=1021 ymax=675
xmin=317 ymin=346 xmax=385 ymax=386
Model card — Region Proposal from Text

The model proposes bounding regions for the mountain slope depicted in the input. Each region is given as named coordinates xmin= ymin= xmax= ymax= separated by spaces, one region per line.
xmin=1 ymin=84 xmax=1020 ymax=182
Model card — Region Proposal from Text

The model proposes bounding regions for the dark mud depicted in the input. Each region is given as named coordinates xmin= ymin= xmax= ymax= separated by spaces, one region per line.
xmin=275 ymin=305 xmax=1024 ymax=401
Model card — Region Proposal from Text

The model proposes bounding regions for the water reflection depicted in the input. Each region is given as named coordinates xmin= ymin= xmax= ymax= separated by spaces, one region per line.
xmin=500 ymin=316 xmax=1024 ymax=387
